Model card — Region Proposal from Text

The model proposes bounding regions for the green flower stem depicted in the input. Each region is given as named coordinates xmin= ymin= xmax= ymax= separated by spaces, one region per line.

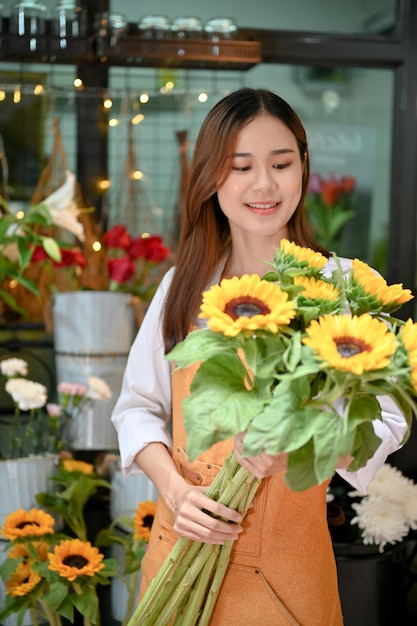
xmin=172 ymin=544 xmax=221 ymax=626
xmin=40 ymin=600 xmax=62 ymax=626
xmin=197 ymin=540 xmax=234 ymax=626
xmin=127 ymin=451 xmax=261 ymax=626
xmin=122 ymin=569 xmax=141 ymax=626
xmin=73 ymin=582 xmax=93 ymax=626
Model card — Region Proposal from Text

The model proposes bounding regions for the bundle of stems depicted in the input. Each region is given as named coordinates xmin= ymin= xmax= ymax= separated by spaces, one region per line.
xmin=127 ymin=451 xmax=260 ymax=626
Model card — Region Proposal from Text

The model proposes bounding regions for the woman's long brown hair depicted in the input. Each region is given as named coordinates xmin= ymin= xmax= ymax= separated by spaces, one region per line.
xmin=163 ymin=88 xmax=328 ymax=353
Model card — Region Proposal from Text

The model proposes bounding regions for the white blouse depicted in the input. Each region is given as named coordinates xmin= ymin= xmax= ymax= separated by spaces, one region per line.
xmin=111 ymin=256 xmax=409 ymax=494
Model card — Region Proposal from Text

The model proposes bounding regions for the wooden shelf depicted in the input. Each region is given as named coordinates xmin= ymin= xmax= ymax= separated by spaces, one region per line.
xmin=0 ymin=25 xmax=262 ymax=70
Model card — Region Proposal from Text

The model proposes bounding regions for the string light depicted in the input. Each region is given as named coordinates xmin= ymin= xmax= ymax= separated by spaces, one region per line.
xmin=33 ymin=84 xmax=45 ymax=95
xmin=139 ymin=93 xmax=150 ymax=103
xmin=13 ymin=88 xmax=21 ymax=103
xmin=103 ymin=97 xmax=113 ymax=109
xmin=108 ymin=118 xmax=119 ymax=127
xmin=0 ymin=91 xmax=6 ymax=101
xmin=130 ymin=170 xmax=144 ymax=181
xmin=132 ymin=113 xmax=145 ymax=125
xmin=73 ymin=77 xmax=83 ymax=89
xmin=98 ymin=179 xmax=111 ymax=190
xmin=92 ymin=240 xmax=102 ymax=251
xmin=198 ymin=92 xmax=208 ymax=103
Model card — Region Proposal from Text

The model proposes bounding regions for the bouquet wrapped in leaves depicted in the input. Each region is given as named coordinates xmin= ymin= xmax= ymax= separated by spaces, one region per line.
xmin=129 ymin=240 xmax=417 ymax=625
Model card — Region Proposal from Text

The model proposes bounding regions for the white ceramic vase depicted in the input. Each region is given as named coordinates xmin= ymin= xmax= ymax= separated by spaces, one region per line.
xmin=52 ymin=291 xmax=136 ymax=450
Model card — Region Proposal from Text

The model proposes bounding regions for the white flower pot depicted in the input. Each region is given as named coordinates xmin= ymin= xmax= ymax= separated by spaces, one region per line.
xmin=110 ymin=468 xmax=158 ymax=521
xmin=52 ymin=291 xmax=136 ymax=450
xmin=0 ymin=455 xmax=56 ymax=527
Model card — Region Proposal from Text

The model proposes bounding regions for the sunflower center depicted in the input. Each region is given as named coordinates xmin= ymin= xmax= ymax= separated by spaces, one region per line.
xmin=17 ymin=522 xmax=39 ymax=529
xmin=143 ymin=514 xmax=154 ymax=529
xmin=63 ymin=554 xmax=89 ymax=569
xmin=335 ymin=336 xmax=370 ymax=358
xmin=224 ymin=297 xmax=270 ymax=320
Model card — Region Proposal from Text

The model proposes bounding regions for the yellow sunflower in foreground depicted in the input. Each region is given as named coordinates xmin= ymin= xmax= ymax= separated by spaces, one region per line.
xmin=294 ymin=276 xmax=340 ymax=301
xmin=351 ymin=258 xmax=413 ymax=308
xmin=199 ymin=274 xmax=296 ymax=337
xmin=399 ymin=319 xmax=417 ymax=392
xmin=303 ymin=313 xmax=396 ymax=375
xmin=279 ymin=239 xmax=328 ymax=270
xmin=1 ymin=508 xmax=55 ymax=540
xmin=134 ymin=500 xmax=157 ymax=542
xmin=6 ymin=564 xmax=41 ymax=597
xmin=48 ymin=538 xmax=105 ymax=582
xmin=62 ymin=459 xmax=95 ymax=475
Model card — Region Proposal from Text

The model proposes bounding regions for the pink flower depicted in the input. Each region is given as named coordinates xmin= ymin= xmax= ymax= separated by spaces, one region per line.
xmin=57 ymin=382 xmax=88 ymax=396
xmin=104 ymin=224 xmax=132 ymax=250
xmin=47 ymin=403 xmax=62 ymax=417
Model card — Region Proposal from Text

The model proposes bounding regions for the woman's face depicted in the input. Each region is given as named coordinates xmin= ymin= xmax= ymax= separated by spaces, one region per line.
xmin=217 ymin=113 xmax=304 ymax=243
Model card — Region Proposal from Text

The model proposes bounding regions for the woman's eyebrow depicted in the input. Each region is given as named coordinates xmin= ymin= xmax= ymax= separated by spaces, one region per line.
xmin=233 ymin=148 xmax=296 ymax=157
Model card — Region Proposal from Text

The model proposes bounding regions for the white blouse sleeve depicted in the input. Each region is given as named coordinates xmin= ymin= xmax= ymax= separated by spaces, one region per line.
xmin=336 ymin=394 xmax=409 ymax=493
xmin=111 ymin=268 xmax=175 ymax=477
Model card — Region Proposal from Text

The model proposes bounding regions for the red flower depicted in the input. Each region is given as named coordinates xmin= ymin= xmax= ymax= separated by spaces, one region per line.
xmin=129 ymin=235 xmax=170 ymax=263
xmin=54 ymin=248 xmax=88 ymax=268
xmin=108 ymin=255 xmax=135 ymax=283
xmin=31 ymin=246 xmax=49 ymax=262
xmin=104 ymin=225 xmax=131 ymax=250
xmin=31 ymin=246 xmax=87 ymax=268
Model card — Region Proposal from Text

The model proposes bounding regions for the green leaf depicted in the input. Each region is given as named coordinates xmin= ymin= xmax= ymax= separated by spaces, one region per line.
xmin=348 ymin=421 xmax=382 ymax=471
xmin=43 ymin=236 xmax=62 ymax=262
xmin=44 ymin=580 xmax=69 ymax=612
xmin=167 ymin=328 xmax=236 ymax=367
xmin=243 ymin=378 xmax=314 ymax=456
xmin=57 ymin=597 xmax=75 ymax=622
xmin=285 ymin=440 xmax=319 ymax=491
xmin=184 ymin=354 xmax=264 ymax=459
xmin=72 ymin=589 xmax=99 ymax=622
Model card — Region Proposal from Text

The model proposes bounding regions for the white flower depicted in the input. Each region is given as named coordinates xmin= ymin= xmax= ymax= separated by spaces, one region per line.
xmin=1 ymin=358 xmax=29 ymax=378
xmin=348 ymin=463 xmax=417 ymax=552
xmin=367 ymin=463 xmax=411 ymax=498
xmin=351 ymin=496 xmax=409 ymax=552
xmin=5 ymin=377 xmax=48 ymax=411
xmin=87 ymin=376 xmax=112 ymax=400
xmin=42 ymin=170 xmax=85 ymax=242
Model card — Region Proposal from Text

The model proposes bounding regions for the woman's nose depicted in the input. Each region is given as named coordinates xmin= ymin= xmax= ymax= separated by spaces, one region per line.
xmin=252 ymin=168 xmax=277 ymax=191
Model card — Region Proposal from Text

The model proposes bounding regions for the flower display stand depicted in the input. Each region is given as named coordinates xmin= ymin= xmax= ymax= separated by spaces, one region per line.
xmin=52 ymin=291 xmax=136 ymax=450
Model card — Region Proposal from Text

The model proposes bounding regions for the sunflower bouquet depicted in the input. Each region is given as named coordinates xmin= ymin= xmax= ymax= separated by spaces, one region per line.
xmin=129 ymin=239 xmax=417 ymax=625
xmin=0 ymin=506 xmax=119 ymax=626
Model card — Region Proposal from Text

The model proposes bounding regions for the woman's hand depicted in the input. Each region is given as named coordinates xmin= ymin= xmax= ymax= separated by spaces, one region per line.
xmin=234 ymin=432 xmax=288 ymax=479
xmin=169 ymin=480 xmax=243 ymax=544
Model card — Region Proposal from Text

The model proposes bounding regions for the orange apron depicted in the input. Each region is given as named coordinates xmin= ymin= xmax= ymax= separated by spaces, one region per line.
xmin=139 ymin=365 xmax=343 ymax=626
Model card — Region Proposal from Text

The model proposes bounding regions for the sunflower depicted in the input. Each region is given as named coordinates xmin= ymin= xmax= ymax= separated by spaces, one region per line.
xmin=134 ymin=500 xmax=157 ymax=542
xmin=48 ymin=538 xmax=105 ymax=581
xmin=1 ymin=509 xmax=55 ymax=540
xmin=62 ymin=459 xmax=95 ymax=475
xmin=350 ymin=258 xmax=413 ymax=311
xmin=199 ymin=274 xmax=296 ymax=337
xmin=5 ymin=564 xmax=41 ymax=597
xmin=279 ymin=239 xmax=328 ymax=270
xmin=302 ymin=313 xmax=397 ymax=375
xmin=399 ymin=319 xmax=417 ymax=392
xmin=294 ymin=276 xmax=340 ymax=301
xmin=8 ymin=541 xmax=50 ymax=563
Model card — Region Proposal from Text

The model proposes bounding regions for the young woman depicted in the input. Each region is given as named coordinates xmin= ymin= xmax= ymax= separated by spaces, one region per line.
xmin=111 ymin=88 xmax=407 ymax=625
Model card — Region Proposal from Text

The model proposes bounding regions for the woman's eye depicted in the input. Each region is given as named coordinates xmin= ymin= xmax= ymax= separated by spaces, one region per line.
xmin=232 ymin=165 xmax=251 ymax=172
xmin=274 ymin=162 xmax=290 ymax=170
